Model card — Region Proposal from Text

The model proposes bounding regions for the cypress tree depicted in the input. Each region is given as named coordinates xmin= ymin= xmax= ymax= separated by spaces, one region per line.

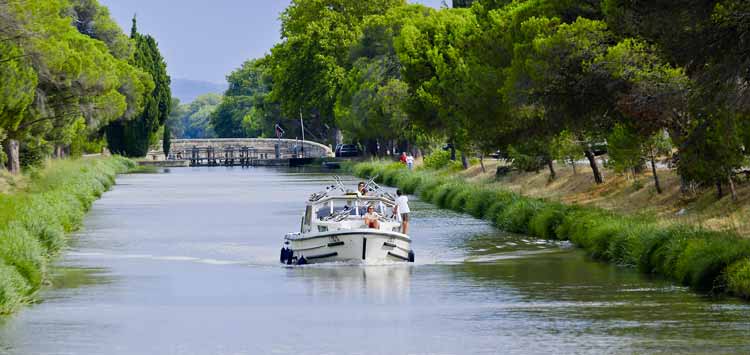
xmin=106 ymin=16 xmax=171 ymax=157
xmin=162 ymin=126 xmax=171 ymax=158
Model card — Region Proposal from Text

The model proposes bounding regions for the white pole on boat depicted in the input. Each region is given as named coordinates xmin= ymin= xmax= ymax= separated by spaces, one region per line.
xmin=299 ymin=109 xmax=305 ymax=158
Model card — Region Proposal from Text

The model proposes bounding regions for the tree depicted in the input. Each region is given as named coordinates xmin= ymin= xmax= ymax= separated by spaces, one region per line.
xmin=0 ymin=40 xmax=36 ymax=173
xmin=162 ymin=125 xmax=171 ymax=158
xmin=168 ymin=94 xmax=221 ymax=139
xmin=1 ymin=0 xmax=148 ymax=172
xmin=335 ymin=5 xmax=428 ymax=155
xmin=395 ymin=7 xmax=479 ymax=167
xmin=106 ymin=16 xmax=170 ymax=157
xmin=603 ymin=0 xmax=750 ymax=198
xmin=643 ymin=131 xmax=672 ymax=194
xmin=523 ymin=18 xmax=617 ymax=184
xmin=270 ymin=0 xmax=405 ymax=144
xmin=211 ymin=57 xmax=282 ymax=138
xmin=551 ymin=130 xmax=583 ymax=174
xmin=607 ymin=124 xmax=644 ymax=181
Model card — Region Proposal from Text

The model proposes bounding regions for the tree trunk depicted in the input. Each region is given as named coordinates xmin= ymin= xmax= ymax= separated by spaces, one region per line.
xmin=450 ymin=144 xmax=456 ymax=161
xmin=334 ymin=128 xmax=343 ymax=147
xmin=479 ymin=155 xmax=486 ymax=173
xmin=571 ymin=158 xmax=577 ymax=175
xmin=54 ymin=144 xmax=66 ymax=159
xmin=728 ymin=174 xmax=737 ymax=202
xmin=716 ymin=180 xmax=724 ymax=199
xmin=650 ymin=155 xmax=662 ymax=194
xmin=547 ymin=158 xmax=556 ymax=181
xmin=3 ymin=139 xmax=20 ymax=175
xmin=460 ymin=150 xmax=469 ymax=170
xmin=584 ymin=149 xmax=603 ymax=184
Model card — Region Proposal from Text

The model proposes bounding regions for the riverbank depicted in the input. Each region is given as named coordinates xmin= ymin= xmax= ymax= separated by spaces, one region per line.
xmin=457 ymin=159 xmax=750 ymax=234
xmin=348 ymin=161 xmax=750 ymax=300
xmin=0 ymin=157 xmax=134 ymax=314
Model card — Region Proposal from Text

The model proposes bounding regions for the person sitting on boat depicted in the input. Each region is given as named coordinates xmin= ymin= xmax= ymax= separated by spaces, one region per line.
xmin=393 ymin=189 xmax=410 ymax=235
xmin=358 ymin=181 xmax=367 ymax=196
xmin=363 ymin=205 xmax=380 ymax=229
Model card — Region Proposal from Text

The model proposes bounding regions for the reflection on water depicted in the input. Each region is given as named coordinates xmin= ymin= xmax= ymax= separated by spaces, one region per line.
xmin=0 ymin=167 xmax=748 ymax=354
xmin=290 ymin=265 xmax=412 ymax=302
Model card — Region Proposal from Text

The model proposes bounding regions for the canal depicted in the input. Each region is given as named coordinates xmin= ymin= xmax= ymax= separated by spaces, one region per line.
xmin=0 ymin=167 xmax=748 ymax=354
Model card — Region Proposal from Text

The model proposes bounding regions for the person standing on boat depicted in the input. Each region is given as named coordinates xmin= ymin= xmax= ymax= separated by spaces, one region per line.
xmin=393 ymin=190 xmax=410 ymax=235
xmin=358 ymin=181 xmax=367 ymax=195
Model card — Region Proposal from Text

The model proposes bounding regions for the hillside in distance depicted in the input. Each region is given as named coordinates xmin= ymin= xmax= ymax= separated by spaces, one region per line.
xmin=171 ymin=78 xmax=227 ymax=103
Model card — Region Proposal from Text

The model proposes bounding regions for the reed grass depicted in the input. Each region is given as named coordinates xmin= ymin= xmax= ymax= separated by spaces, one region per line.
xmin=349 ymin=160 xmax=750 ymax=299
xmin=0 ymin=156 xmax=133 ymax=314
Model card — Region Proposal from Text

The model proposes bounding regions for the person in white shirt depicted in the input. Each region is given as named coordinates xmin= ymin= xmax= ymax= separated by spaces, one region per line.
xmin=406 ymin=154 xmax=414 ymax=170
xmin=393 ymin=189 xmax=411 ymax=235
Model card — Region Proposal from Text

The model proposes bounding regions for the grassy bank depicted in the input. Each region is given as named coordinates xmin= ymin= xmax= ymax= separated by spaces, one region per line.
xmin=0 ymin=157 xmax=134 ymax=314
xmin=349 ymin=161 xmax=750 ymax=300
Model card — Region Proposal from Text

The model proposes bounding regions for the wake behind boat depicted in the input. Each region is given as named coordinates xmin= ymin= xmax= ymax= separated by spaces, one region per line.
xmin=280 ymin=177 xmax=414 ymax=265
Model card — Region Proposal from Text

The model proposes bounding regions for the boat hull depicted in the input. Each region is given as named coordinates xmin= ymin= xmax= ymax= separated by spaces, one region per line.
xmin=282 ymin=230 xmax=413 ymax=264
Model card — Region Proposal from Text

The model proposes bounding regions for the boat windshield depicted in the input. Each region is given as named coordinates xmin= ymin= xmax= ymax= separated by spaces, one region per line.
xmin=313 ymin=198 xmax=390 ymax=220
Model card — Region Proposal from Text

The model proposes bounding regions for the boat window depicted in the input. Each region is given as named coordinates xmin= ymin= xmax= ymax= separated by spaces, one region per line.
xmin=304 ymin=206 xmax=313 ymax=227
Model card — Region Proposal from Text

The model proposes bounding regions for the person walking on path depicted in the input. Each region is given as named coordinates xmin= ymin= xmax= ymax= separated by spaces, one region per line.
xmin=406 ymin=154 xmax=414 ymax=170
xmin=393 ymin=189 xmax=410 ymax=235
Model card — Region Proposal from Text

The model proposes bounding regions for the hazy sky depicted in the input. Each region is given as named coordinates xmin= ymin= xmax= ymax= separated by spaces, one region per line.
xmin=101 ymin=0 xmax=445 ymax=84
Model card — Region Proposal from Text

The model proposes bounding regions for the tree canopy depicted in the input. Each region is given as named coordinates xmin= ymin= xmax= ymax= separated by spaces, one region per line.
xmin=1 ymin=0 xmax=159 ymax=172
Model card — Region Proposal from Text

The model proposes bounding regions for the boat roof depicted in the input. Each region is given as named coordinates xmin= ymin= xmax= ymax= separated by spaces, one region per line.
xmin=306 ymin=176 xmax=396 ymax=206
xmin=308 ymin=193 xmax=395 ymax=206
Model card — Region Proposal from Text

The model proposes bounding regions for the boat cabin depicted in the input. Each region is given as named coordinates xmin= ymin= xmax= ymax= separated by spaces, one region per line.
xmin=300 ymin=194 xmax=401 ymax=233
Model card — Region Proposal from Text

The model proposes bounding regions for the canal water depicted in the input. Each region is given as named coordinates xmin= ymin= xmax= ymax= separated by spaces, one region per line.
xmin=0 ymin=167 xmax=748 ymax=354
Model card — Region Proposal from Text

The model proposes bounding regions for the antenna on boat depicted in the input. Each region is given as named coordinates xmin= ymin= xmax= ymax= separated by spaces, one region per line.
xmin=332 ymin=176 xmax=347 ymax=192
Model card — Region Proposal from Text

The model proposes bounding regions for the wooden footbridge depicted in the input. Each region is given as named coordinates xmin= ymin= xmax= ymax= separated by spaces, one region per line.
xmin=147 ymin=138 xmax=333 ymax=167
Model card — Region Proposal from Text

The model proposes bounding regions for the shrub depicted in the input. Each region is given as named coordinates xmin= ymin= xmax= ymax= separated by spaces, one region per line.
xmin=672 ymin=231 xmax=750 ymax=292
xmin=495 ymin=198 xmax=543 ymax=234
xmin=528 ymin=203 xmax=568 ymax=240
xmin=483 ymin=191 xmax=517 ymax=223
xmin=397 ymin=173 xmax=424 ymax=194
xmin=422 ymin=150 xmax=451 ymax=170
xmin=418 ymin=177 xmax=446 ymax=202
xmin=448 ymin=185 xmax=476 ymax=212
xmin=726 ymin=258 xmax=750 ymax=299
xmin=432 ymin=183 xmax=456 ymax=208
xmin=0 ymin=261 xmax=30 ymax=314
xmin=0 ymin=223 xmax=44 ymax=291
xmin=464 ymin=190 xmax=497 ymax=219
xmin=348 ymin=160 xmax=750 ymax=300
xmin=0 ymin=157 xmax=132 ymax=314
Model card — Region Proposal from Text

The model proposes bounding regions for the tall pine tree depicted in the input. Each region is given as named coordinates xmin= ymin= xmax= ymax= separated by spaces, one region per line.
xmin=106 ymin=16 xmax=171 ymax=157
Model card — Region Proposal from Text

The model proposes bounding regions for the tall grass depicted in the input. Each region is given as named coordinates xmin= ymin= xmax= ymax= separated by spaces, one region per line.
xmin=349 ymin=160 xmax=750 ymax=300
xmin=0 ymin=156 xmax=133 ymax=314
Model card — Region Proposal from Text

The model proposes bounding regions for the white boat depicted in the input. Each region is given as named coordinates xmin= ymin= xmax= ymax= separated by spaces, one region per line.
xmin=280 ymin=177 xmax=414 ymax=265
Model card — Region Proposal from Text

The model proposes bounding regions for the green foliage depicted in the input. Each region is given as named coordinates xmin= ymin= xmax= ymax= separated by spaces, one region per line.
xmin=270 ymin=0 xmax=405 ymax=143
xmin=422 ymin=150 xmax=452 ymax=170
xmin=551 ymin=130 xmax=583 ymax=169
xmin=529 ymin=203 xmax=568 ymax=240
xmin=350 ymin=160 xmax=750 ymax=298
xmin=495 ymin=199 xmax=543 ymax=234
xmin=1 ymin=0 xmax=151 ymax=169
xmin=168 ymin=95 xmax=221 ymax=139
xmin=726 ymin=258 xmax=750 ymax=299
xmin=162 ymin=126 xmax=171 ymax=157
xmin=607 ymin=124 xmax=644 ymax=175
xmin=211 ymin=58 xmax=281 ymax=138
xmin=0 ymin=157 xmax=132 ymax=313
xmin=507 ymin=144 xmax=544 ymax=172
xmin=106 ymin=17 xmax=170 ymax=157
